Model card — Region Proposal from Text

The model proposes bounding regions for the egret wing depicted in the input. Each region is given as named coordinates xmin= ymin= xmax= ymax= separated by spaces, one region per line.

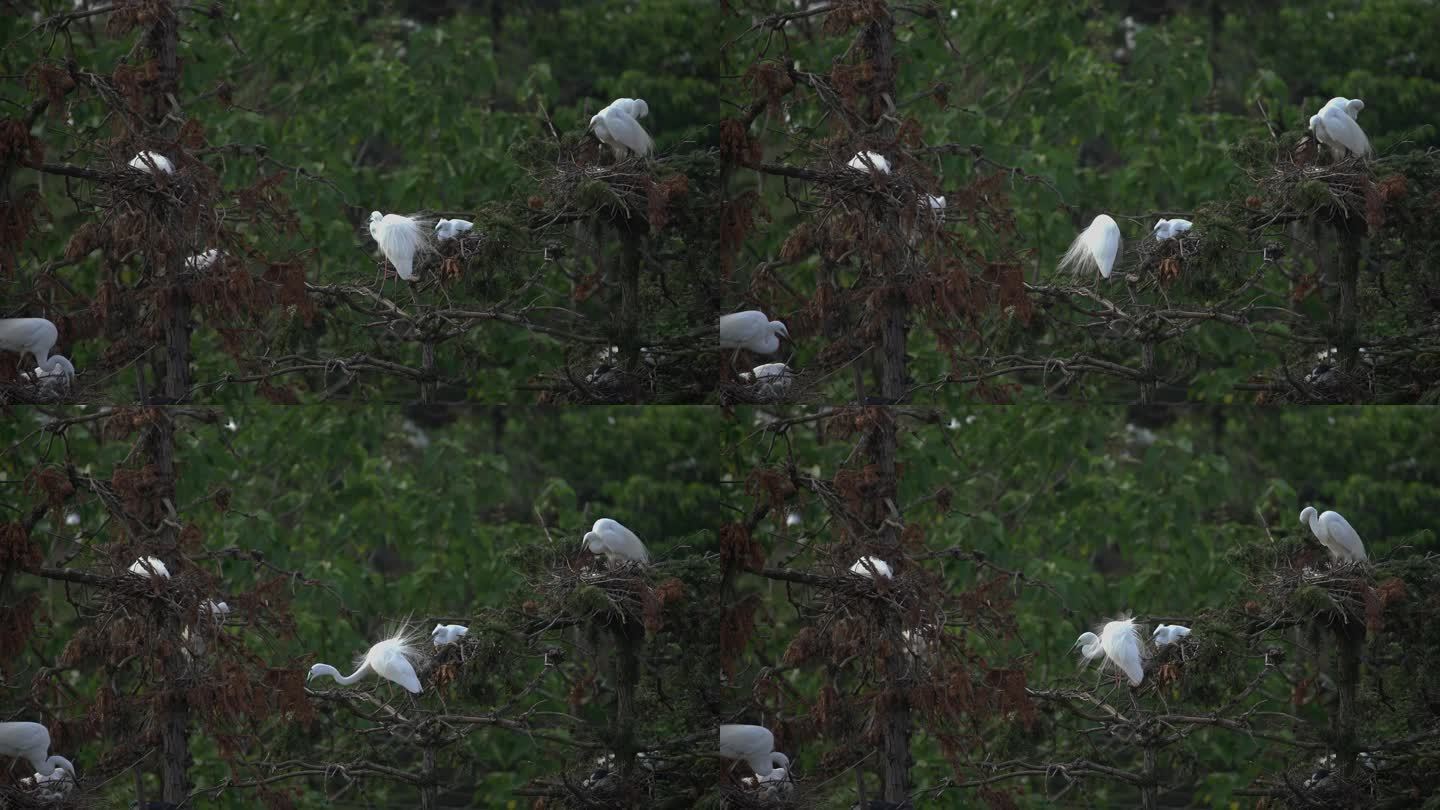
xmin=1321 ymin=512 xmax=1368 ymax=561
xmin=1319 ymin=107 xmax=1372 ymax=156
xmin=600 ymin=109 xmax=654 ymax=157
xmin=1102 ymin=621 xmax=1144 ymax=685
xmin=375 ymin=646 xmax=422 ymax=693
xmin=1089 ymin=216 xmax=1122 ymax=278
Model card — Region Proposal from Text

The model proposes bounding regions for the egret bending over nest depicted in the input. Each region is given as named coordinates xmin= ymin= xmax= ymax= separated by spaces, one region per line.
xmin=1152 ymin=219 xmax=1192 ymax=241
xmin=1310 ymin=100 xmax=1372 ymax=159
xmin=129 ymin=556 xmax=170 ymax=579
xmin=584 ymin=518 xmax=650 ymax=565
xmin=435 ymin=218 xmax=474 ymax=242
xmin=1300 ymin=506 xmax=1368 ymax=562
xmin=1075 ymin=618 xmax=1144 ymax=686
xmin=432 ymin=624 xmax=469 ymax=647
xmin=0 ymin=722 xmax=77 ymax=785
xmin=847 ymin=151 xmax=891 ymax=174
xmin=720 ymin=311 xmax=788 ymax=355
xmin=589 ymin=98 xmax=654 ymax=160
xmin=849 ymin=556 xmax=893 ymax=580
xmin=308 ymin=633 xmax=424 ymax=694
xmin=1152 ymin=624 xmax=1191 ymax=646
xmin=719 ymin=724 xmax=790 ymax=781
xmin=368 ymin=211 xmax=433 ymax=281
xmin=128 ymin=151 xmax=173 ymax=175
xmin=0 ymin=318 xmax=76 ymax=384
xmin=1059 ymin=214 xmax=1122 ymax=279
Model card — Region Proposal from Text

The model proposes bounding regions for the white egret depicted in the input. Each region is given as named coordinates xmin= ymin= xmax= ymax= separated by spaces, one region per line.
xmin=848 ymin=556 xmax=893 ymax=580
xmin=1152 ymin=624 xmax=1192 ymax=646
xmin=434 ymin=218 xmax=474 ymax=242
xmin=128 ymin=556 xmax=170 ymax=580
xmin=847 ymin=151 xmax=891 ymax=174
xmin=785 ymin=511 xmax=802 ymax=527
xmin=431 ymin=624 xmax=469 ymax=647
xmin=367 ymin=211 xmax=433 ymax=281
xmin=719 ymin=724 xmax=790 ymax=780
xmin=583 ymin=518 xmax=650 ymax=565
xmin=204 ymin=600 xmax=230 ymax=619
xmin=1059 ymin=214 xmax=1122 ymax=279
xmin=1152 ymin=219 xmax=1193 ymax=241
xmin=1300 ymin=506 xmax=1368 ymax=562
xmin=0 ymin=722 xmax=76 ymax=783
xmin=0 ymin=318 xmax=76 ymax=383
xmin=224 ymin=418 xmax=239 ymax=432
xmin=1074 ymin=618 xmax=1144 ymax=686
xmin=127 ymin=151 xmax=174 ymax=175
xmin=738 ymin=362 xmax=795 ymax=399
xmin=307 ymin=634 xmax=424 ymax=694
xmin=1322 ymin=96 xmax=1364 ymax=120
xmin=1310 ymin=104 xmax=1372 ymax=159
xmin=719 ymin=311 xmax=788 ymax=355
xmin=185 ymin=249 xmax=219 ymax=271
xmin=589 ymin=98 xmax=654 ymax=160
xmin=64 ymin=513 xmax=81 ymax=527
xmin=19 ymin=763 xmax=75 ymax=800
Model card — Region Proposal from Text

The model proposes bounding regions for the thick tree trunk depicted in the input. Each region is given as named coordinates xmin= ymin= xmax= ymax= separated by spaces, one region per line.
xmin=1336 ymin=227 xmax=1362 ymax=371
xmin=612 ymin=621 xmax=642 ymax=783
xmin=619 ymin=227 xmax=643 ymax=375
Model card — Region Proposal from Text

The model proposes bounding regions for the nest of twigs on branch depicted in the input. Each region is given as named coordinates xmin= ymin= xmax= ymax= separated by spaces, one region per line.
xmin=528 ymin=134 xmax=698 ymax=234
xmin=0 ymin=783 xmax=90 ymax=809
xmin=547 ymin=342 xmax=716 ymax=404
xmin=537 ymin=554 xmax=658 ymax=630
xmin=0 ymin=371 xmax=85 ymax=405
xmin=719 ymin=777 xmax=805 ymax=809
xmin=717 ymin=365 xmax=814 ymax=406
xmin=1229 ymin=536 xmax=1372 ymax=631
xmin=1254 ymin=142 xmax=1375 ymax=229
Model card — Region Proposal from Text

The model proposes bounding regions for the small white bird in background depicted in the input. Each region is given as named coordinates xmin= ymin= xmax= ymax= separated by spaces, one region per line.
xmin=127 ymin=151 xmax=174 ymax=175
xmin=431 ymin=624 xmax=469 ymax=647
xmin=1152 ymin=624 xmax=1192 ymax=646
xmin=204 ymin=600 xmax=230 ymax=619
xmin=0 ymin=318 xmax=76 ymax=384
xmin=1059 ymin=214 xmax=1122 ymax=279
xmin=185 ymin=249 xmax=220 ymax=271
xmin=1310 ymin=101 xmax=1373 ymax=159
xmin=128 ymin=556 xmax=171 ymax=580
xmin=847 ymin=151 xmax=891 ymax=174
xmin=367 ymin=210 xmax=433 ymax=281
xmin=785 ymin=511 xmax=803 ymax=527
xmin=434 ymin=218 xmax=474 ymax=242
xmin=583 ymin=518 xmax=651 ymax=565
xmin=64 ymin=513 xmax=81 ymax=527
xmin=849 ymin=556 xmax=893 ymax=580
xmin=1300 ymin=506 xmax=1368 ymax=562
xmin=1074 ymin=618 xmax=1144 ymax=686
xmin=738 ymin=362 xmax=795 ymax=398
xmin=720 ymin=311 xmax=788 ymax=355
xmin=589 ymin=97 xmax=654 ymax=160
xmin=308 ymin=634 xmax=424 ymax=694
xmin=719 ymin=724 xmax=790 ymax=781
xmin=0 ymin=722 xmax=77 ymax=786
xmin=1152 ymin=219 xmax=1193 ymax=241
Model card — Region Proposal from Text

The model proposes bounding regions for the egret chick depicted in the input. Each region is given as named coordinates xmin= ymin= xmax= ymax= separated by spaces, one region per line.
xmin=128 ymin=151 xmax=174 ymax=175
xmin=128 ymin=556 xmax=170 ymax=580
xmin=434 ymin=218 xmax=474 ymax=242
xmin=848 ymin=556 xmax=893 ymax=580
xmin=1300 ymin=506 xmax=1368 ymax=562
xmin=1152 ymin=219 xmax=1193 ymax=241
xmin=720 ymin=311 xmax=788 ymax=355
xmin=1074 ymin=618 xmax=1144 ymax=686
xmin=583 ymin=518 xmax=650 ymax=565
xmin=0 ymin=318 xmax=76 ymax=384
xmin=1059 ymin=214 xmax=1122 ymax=279
xmin=308 ymin=633 xmax=424 ymax=694
xmin=719 ymin=724 xmax=790 ymax=780
xmin=0 ymin=722 xmax=76 ymax=784
xmin=432 ymin=624 xmax=469 ymax=647
xmin=367 ymin=211 xmax=433 ymax=281
xmin=1152 ymin=624 xmax=1191 ymax=646
xmin=1310 ymin=104 xmax=1372 ymax=159
xmin=738 ymin=362 xmax=795 ymax=399
xmin=847 ymin=151 xmax=891 ymax=174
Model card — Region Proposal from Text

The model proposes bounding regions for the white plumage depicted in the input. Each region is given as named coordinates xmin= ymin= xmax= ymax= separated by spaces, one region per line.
xmin=1310 ymin=104 xmax=1372 ymax=159
xmin=719 ymin=724 xmax=790 ymax=780
xmin=1059 ymin=214 xmax=1122 ymax=279
xmin=0 ymin=318 xmax=76 ymax=383
xmin=849 ymin=556 xmax=893 ymax=580
xmin=1152 ymin=624 xmax=1192 ymax=646
xmin=583 ymin=518 xmax=650 ymax=565
xmin=589 ymin=97 xmax=654 ymax=159
xmin=128 ymin=556 xmax=170 ymax=580
xmin=847 ymin=151 xmax=891 ymax=174
xmin=18 ymin=763 xmax=75 ymax=800
xmin=308 ymin=634 xmax=424 ymax=694
xmin=1152 ymin=219 xmax=1193 ymax=241
xmin=1075 ymin=618 xmax=1144 ymax=686
xmin=1300 ymin=506 xmax=1368 ymax=562
xmin=205 ymin=599 xmax=230 ymax=618
xmin=1322 ymin=96 xmax=1364 ymax=120
xmin=368 ymin=211 xmax=433 ymax=281
xmin=719 ymin=311 xmax=788 ymax=354
xmin=185 ymin=249 xmax=220 ymax=271
xmin=432 ymin=624 xmax=469 ymax=647
xmin=0 ymin=722 xmax=76 ymax=784
xmin=738 ymin=362 xmax=795 ymax=398
xmin=127 ymin=151 xmax=174 ymax=175
xmin=434 ymin=218 xmax=474 ymax=242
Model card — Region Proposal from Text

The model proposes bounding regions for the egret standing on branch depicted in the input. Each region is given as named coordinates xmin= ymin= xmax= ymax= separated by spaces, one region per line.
xmin=589 ymin=97 xmax=654 ymax=160
xmin=1300 ymin=506 xmax=1368 ymax=562
xmin=583 ymin=518 xmax=650 ymax=565
xmin=719 ymin=724 xmax=791 ymax=780
xmin=1059 ymin=214 xmax=1122 ymax=279
xmin=1074 ymin=618 xmax=1144 ymax=686
xmin=720 ymin=311 xmax=788 ymax=355
xmin=0 ymin=318 xmax=76 ymax=383
xmin=307 ymin=634 xmax=424 ymax=694
xmin=368 ymin=211 xmax=433 ymax=281
xmin=0 ymin=722 xmax=77 ymax=785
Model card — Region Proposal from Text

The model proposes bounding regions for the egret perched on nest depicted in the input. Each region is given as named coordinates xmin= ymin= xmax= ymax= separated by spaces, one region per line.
xmin=1152 ymin=219 xmax=1192 ymax=241
xmin=1152 ymin=624 xmax=1191 ymax=646
xmin=434 ymin=218 xmax=474 ymax=242
xmin=583 ymin=518 xmax=650 ymax=565
xmin=0 ymin=318 xmax=76 ymax=384
xmin=127 ymin=151 xmax=174 ymax=175
xmin=589 ymin=97 xmax=654 ymax=160
xmin=1075 ymin=618 xmax=1144 ymax=686
xmin=1309 ymin=98 xmax=1372 ymax=159
xmin=368 ymin=211 xmax=433 ymax=281
xmin=719 ymin=724 xmax=790 ymax=781
xmin=0 ymin=722 xmax=77 ymax=787
xmin=847 ymin=151 xmax=891 ymax=174
xmin=431 ymin=624 xmax=468 ymax=647
xmin=738 ymin=362 xmax=795 ymax=399
xmin=308 ymin=633 xmax=424 ymax=694
xmin=720 ymin=311 xmax=788 ymax=355
xmin=128 ymin=556 xmax=170 ymax=580
xmin=849 ymin=556 xmax=893 ymax=580
xmin=1059 ymin=214 xmax=1122 ymax=279
xmin=1300 ymin=506 xmax=1368 ymax=562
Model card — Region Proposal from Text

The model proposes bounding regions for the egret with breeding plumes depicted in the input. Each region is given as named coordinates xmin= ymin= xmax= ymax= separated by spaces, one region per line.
xmin=1300 ymin=506 xmax=1368 ymax=562
xmin=0 ymin=318 xmax=76 ymax=384
xmin=0 ymin=722 xmax=77 ymax=785
xmin=1152 ymin=624 xmax=1192 ymax=646
xmin=719 ymin=724 xmax=791 ymax=780
xmin=589 ymin=98 xmax=654 ymax=159
xmin=432 ymin=624 xmax=469 ymax=647
xmin=1075 ymin=618 xmax=1144 ymax=686
xmin=1059 ymin=214 xmax=1122 ymax=279
xmin=720 ymin=311 xmax=788 ymax=355
xmin=583 ymin=518 xmax=650 ymax=565
xmin=368 ymin=211 xmax=433 ymax=281
xmin=308 ymin=634 xmax=424 ymax=694
xmin=849 ymin=556 xmax=893 ymax=580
